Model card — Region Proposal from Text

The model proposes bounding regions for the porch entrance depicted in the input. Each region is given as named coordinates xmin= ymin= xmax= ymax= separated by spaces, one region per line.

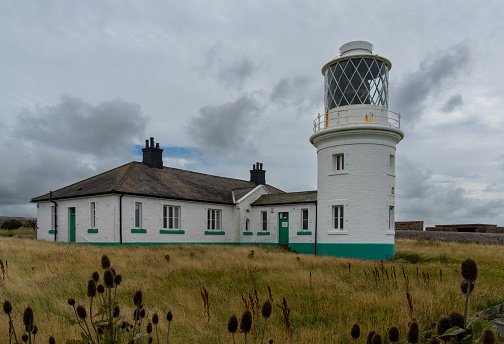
xmin=279 ymin=212 xmax=289 ymax=245
xmin=69 ymin=207 xmax=76 ymax=243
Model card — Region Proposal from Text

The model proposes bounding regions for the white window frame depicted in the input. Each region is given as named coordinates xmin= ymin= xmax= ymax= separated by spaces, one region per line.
xmin=90 ymin=202 xmax=96 ymax=228
xmin=163 ymin=205 xmax=180 ymax=229
xmin=389 ymin=206 xmax=395 ymax=231
xmin=261 ymin=211 xmax=268 ymax=231
xmin=301 ymin=209 xmax=309 ymax=231
xmin=135 ymin=202 xmax=142 ymax=228
xmin=389 ymin=154 xmax=396 ymax=176
xmin=333 ymin=153 xmax=345 ymax=171
xmin=333 ymin=206 xmax=344 ymax=230
xmin=207 ymin=209 xmax=221 ymax=231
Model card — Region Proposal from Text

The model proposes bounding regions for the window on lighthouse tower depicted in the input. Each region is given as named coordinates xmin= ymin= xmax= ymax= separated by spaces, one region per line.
xmin=332 ymin=154 xmax=345 ymax=172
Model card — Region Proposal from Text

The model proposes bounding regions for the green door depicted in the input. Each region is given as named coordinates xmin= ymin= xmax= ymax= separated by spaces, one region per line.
xmin=69 ymin=207 xmax=76 ymax=243
xmin=279 ymin=212 xmax=289 ymax=244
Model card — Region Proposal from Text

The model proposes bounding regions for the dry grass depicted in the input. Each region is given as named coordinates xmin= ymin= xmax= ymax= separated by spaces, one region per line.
xmin=0 ymin=238 xmax=503 ymax=343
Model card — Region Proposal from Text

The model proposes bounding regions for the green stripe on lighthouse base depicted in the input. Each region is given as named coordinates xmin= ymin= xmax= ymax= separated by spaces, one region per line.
xmin=316 ymin=243 xmax=395 ymax=260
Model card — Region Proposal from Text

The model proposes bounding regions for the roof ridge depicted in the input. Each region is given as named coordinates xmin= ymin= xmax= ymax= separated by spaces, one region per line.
xmin=163 ymin=166 xmax=252 ymax=184
xmin=113 ymin=162 xmax=137 ymax=191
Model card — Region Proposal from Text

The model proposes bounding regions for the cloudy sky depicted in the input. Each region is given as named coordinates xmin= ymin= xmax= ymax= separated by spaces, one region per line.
xmin=1 ymin=1 xmax=503 ymax=228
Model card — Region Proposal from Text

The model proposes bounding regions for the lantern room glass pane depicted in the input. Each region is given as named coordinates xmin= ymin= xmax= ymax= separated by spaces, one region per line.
xmin=324 ymin=58 xmax=389 ymax=111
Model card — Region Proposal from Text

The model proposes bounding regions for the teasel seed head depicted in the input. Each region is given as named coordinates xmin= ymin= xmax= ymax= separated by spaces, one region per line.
xmin=166 ymin=311 xmax=173 ymax=322
xmin=448 ymin=311 xmax=464 ymax=329
xmin=140 ymin=308 xmax=146 ymax=318
xmin=461 ymin=257 xmax=478 ymax=282
xmin=97 ymin=284 xmax=105 ymax=294
xmin=269 ymin=340 xmax=274 ymax=344
xmin=148 ymin=337 xmax=153 ymax=344
xmin=407 ymin=320 xmax=420 ymax=344
xmin=113 ymin=305 xmax=120 ymax=318
xmin=103 ymin=269 xmax=114 ymax=287
xmin=3 ymin=300 xmax=12 ymax=314
xmin=228 ymin=314 xmax=238 ymax=333
xmin=388 ymin=325 xmax=400 ymax=343
xmin=92 ymin=271 xmax=99 ymax=282
xmin=22 ymin=334 xmax=28 ymax=342
xmin=436 ymin=315 xmax=451 ymax=337
xmin=133 ymin=309 xmax=140 ymax=319
xmin=49 ymin=336 xmax=56 ymax=344
xmin=367 ymin=331 xmax=376 ymax=344
xmin=133 ymin=290 xmax=143 ymax=306
xmin=76 ymin=305 xmax=87 ymax=319
xmin=147 ymin=322 xmax=153 ymax=333
xmin=23 ymin=307 xmax=34 ymax=326
xmin=87 ymin=279 xmax=97 ymax=297
xmin=261 ymin=300 xmax=272 ymax=318
xmin=110 ymin=267 xmax=116 ymax=276
xmin=481 ymin=327 xmax=496 ymax=344
xmin=114 ymin=274 xmax=122 ymax=286
xmin=350 ymin=323 xmax=360 ymax=340
xmin=101 ymin=255 xmax=111 ymax=269
xmin=67 ymin=298 xmax=75 ymax=306
xmin=97 ymin=326 xmax=104 ymax=335
xmin=460 ymin=280 xmax=475 ymax=295
xmin=370 ymin=332 xmax=382 ymax=344
xmin=32 ymin=324 xmax=38 ymax=334
xmin=152 ymin=313 xmax=159 ymax=325
xmin=240 ymin=309 xmax=253 ymax=333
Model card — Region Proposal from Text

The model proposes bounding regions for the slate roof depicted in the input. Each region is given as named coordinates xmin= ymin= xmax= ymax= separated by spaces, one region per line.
xmin=31 ymin=162 xmax=284 ymax=204
xmin=251 ymin=190 xmax=317 ymax=206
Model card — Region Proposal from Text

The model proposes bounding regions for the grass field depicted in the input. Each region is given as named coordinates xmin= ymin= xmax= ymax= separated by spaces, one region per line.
xmin=1 ymin=238 xmax=503 ymax=343
xmin=0 ymin=227 xmax=36 ymax=237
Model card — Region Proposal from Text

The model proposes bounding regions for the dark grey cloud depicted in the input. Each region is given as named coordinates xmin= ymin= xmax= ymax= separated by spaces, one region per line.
xmin=270 ymin=75 xmax=321 ymax=116
xmin=15 ymin=95 xmax=148 ymax=159
xmin=0 ymin=95 xmax=149 ymax=216
xmin=186 ymin=93 xmax=264 ymax=156
xmin=198 ymin=44 xmax=256 ymax=90
xmin=441 ymin=94 xmax=463 ymax=112
xmin=391 ymin=44 xmax=470 ymax=128
xmin=396 ymin=157 xmax=503 ymax=226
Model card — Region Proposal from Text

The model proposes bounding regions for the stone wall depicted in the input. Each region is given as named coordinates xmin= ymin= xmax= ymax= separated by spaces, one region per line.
xmin=425 ymin=224 xmax=504 ymax=233
xmin=396 ymin=230 xmax=504 ymax=245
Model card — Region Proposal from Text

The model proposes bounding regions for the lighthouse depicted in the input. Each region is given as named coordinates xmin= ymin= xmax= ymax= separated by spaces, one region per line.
xmin=309 ymin=41 xmax=404 ymax=260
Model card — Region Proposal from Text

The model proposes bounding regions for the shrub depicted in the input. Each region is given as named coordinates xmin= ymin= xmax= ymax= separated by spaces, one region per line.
xmin=1 ymin=219 xmax=23 ymax=230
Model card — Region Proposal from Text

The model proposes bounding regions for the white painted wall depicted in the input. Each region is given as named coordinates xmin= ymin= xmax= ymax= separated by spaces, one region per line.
xmin=311 ymin=126 xmax=403 ymax=245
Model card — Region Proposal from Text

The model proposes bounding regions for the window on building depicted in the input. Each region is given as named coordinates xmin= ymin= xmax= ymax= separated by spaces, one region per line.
xmin=301 ymin=209 xmax=309 ymax=230
xmin=207 ymin=209 xmax=221 ymax=230
xmin=245 ymin=219 xmax=250 ymax=231
xmin=51 ymin=206 xmax=55 ymax=230
xmin=261 ymin=211 xmax=268 ymax=231
xmin=333 ymin=206 xmax=344 ymax=230
xmin=332 ymin=154 xmax=345 ymax=171
xmin=135 ymin=202 xmax=142 ymax=228
xmin=389 ymin=206 xmax=395 ymax=230
xmin=163 ymin=205 xmax=180 ymax=229
xmin=90 ymin=202 xmax=96 ymax=228
xmin=390 ymin=155 xmax=395 ymax=173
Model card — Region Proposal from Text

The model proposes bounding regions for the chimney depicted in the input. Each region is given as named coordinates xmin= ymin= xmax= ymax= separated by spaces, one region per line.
xmin=250 ymin=162 xmax=266 ymax=185
xmin=142 ymin=137 xmax=164 ymax=169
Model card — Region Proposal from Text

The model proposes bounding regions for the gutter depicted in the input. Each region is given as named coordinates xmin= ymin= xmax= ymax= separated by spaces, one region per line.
xmin=50 ymin=191 xmax=57 ymax=242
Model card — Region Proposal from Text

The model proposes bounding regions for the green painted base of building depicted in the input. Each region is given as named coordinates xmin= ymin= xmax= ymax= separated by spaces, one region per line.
xmin=62 ymin=241 xmax=394 ymax=260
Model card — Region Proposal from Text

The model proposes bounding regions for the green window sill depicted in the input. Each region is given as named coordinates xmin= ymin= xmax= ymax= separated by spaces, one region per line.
xmin=205 ymin=231 xmax=225 ymax=235
xmin=48 ymin=230 xmax=57 ymax=234
xmin=297 ymin=231 xmax=312 ymax=235
xmin=160 ymin=230 xmax=185 ymax=234
xmin=87 ymin=229 xmax=99 ymax=233
xmin=257 ymin=232 xmax=270 ymax=236
xmin=243 ymin=232 xmax=253 ymax=236
xmin=131 ymin=229 xmax=147 ymax=233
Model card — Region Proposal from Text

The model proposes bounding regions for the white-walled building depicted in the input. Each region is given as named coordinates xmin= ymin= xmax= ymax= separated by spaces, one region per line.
xmin=32 ymin=41 xmax=402 ymax=259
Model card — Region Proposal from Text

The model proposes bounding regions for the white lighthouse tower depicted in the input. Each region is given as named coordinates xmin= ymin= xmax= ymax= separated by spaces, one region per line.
xmin=309 ymin=41 xmax=404 ymax=260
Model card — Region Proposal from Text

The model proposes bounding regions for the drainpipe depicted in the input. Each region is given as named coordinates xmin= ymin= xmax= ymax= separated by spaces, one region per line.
xmin=314 ymin=202 xmax=318 ymax=255
xmin=119 ymin=194 xmax=124 ymax=245
xmin=50 ymin=191 xmax=57 ymax=242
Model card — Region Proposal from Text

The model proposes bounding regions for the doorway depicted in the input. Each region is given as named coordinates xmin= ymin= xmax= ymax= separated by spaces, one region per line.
xmin=69 ymin=207 xmax=76 ymax=243
xmin=278 ymin=212 xmax=289 ymax=245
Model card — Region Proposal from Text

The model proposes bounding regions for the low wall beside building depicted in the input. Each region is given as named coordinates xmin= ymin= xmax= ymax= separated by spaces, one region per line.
xmin=396 ymin=230 xmax=504 ymax=245
xmin=395 ymin=221 xmax=423 ymax=231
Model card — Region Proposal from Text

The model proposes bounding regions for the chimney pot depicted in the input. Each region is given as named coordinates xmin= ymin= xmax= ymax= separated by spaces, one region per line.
xmin=156 ymin=143 xmax=159 ymax=148
xmin=150 ymin=137 xmax=154 ymax=148
xmin=145 ymin=140 xmax=149 ymax=148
